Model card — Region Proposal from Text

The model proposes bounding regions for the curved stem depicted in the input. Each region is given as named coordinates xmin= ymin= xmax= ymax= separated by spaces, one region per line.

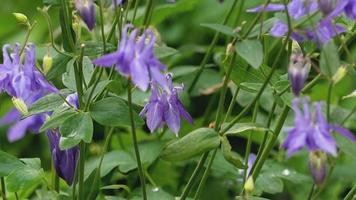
xmin=188 ymin=0 xmax=239 ymax=93
xmin=180 ymin=152 xmax=209 ymax=200
xmin=193 ymin=149 xmax=217 ymax=200
xmin=88 ymin=127 xmax=115 ymax=199
xmin=127 ymin=83 xmax=147 ymax=200
xmin=343 ymin=185 xmax=356 ymax=200
xmin=223 ymin=86 xmax=240 ymax=124
xmin=19 ymin=21 xmax=37 ymax=56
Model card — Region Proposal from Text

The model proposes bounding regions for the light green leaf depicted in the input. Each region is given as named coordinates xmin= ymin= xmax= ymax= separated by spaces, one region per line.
xmin=6 ymin=166 xmax=44 ymax=192
xmin=0 ymin=151 xmax=25 ymax=177
xmin=200 ymin=23 xmax=238 ymax=37
xmin=40 ymin=109 xmax=78 ymax=132
xmin=27 ymin=93 xmax=65 ymax=116
xmin=236 ymin=40 xmax=263 ymax=69
xmin=320 ymin=41 xmax=340 ymax=77
xmin=224 ymin=123 xmax=271 ymax=136
xmin=160 ymin=128 xmax=220 ymax=161
xmin=154 ymin=45 xmax=179 ymax=59
xmin=90 ymin=97 xmax=144 ymax=127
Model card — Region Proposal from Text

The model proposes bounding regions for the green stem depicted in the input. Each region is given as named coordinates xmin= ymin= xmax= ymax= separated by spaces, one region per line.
xmin=343 ymin=185 xmax=356 ymax=200
xmin=215 ymin=54 xmax=236 ymax=131
xmin=193 ymin=149 xmax=217 ymax=200
xmin=52 ymin=160 xmax=60 ymax=192
xmin=19 ymin=21 xmax=37 ymax=56
xmin=15 ymin=192 xmax=19 ymax=200
xmin=78 ymin=142 xmax=86 ymax=200
xmin=1 ymin=178 xmax=6 ymax=200
xmin=99 ymin=0 xmax=107 ymax=52
xmin=242 ymin=102 xmax=259 ymax=188
xmin=250 ymin=106 xmax=290 ymax=181
xmin=301 ymin=74 xmax=322 ymax=93
xmin=132 ymin=0 xmax=140 ymax=22
xmin=307 ymin=184 xmax=315 ymax=200
xmin=223 ymin=86 xmax=240 ymax=124
xmin=188 ymin=0 xmax=239 ymax=93
xmin=88 ymin=127 xmax=115 ymax=199
xmin=142 ymin=0 xmax=155 ymax=28
xmin=73 ymin=45 xmax=85 ymax=107
xmin=127 ymin=83 xmax=147 ymax=200
xmin=60 ymin=0 xmax=76 ymax=52
xmin=180 ymin=152 xmax=209 ymax=200
xmin=326 ymin=82 xmax=333 ymax=122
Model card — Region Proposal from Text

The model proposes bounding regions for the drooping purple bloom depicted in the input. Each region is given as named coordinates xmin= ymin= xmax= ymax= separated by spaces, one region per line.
xmin=288 ymin=53 xmax=311 ymax=96
xmin=93 ymin=25 xmax=168 ymax=91
xmin=308 ymin=151 xmax=327 ymax=185
xmin=306 ymin=20 xmax=345 ymax=45
xmin=140 ymin=74 xmax=193 ymax=135
xmin=75 ymin=0 xmax=96 ymax=30
xmin=344 ymin=0 xmax=356 ymax=19
xmin=47 ymin=129 xmax=79 ymax=185
xmin=282 ymin=97 xmax=356 ymax=157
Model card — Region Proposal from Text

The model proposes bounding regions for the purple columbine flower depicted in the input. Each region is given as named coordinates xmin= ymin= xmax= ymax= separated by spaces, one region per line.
xmin=66 ymin=93 xmax=79 ymax=109
xmin=75 ymin=0 xmax=96 ymax=30
xmin=288 ymin=53 xmax=311 ymax=96
xmin=247 ymin=0 xmax=348 ymax=45
xmin=0 ymin=44 xmax=57 ymax=100
xmin=47 ymin=129 xmax=79 ymax=185
xmin=282 ymin=97 xmax=356 ymax=157
xmin=93 ymin=25 xmax=168 ymax=91
xmin=140 ymin=74 xmax=193 ymax=135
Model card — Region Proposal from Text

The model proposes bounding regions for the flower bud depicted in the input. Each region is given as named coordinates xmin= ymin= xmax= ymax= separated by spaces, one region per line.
xmin=244 ymin=176 xmax=254 ymax=194
xmin=75 ymin=0 xmax=96 ymax=30
xmin=318 ymin=0 xmax=337 ymax=15
xmin=309 ymin=151 xmax=327 ymax=185
xmin=332 ymin=65 xmax=347 ymax=84
xmin=225 ymin=43 xmax=235 ymax=56
xmin=12 ymin=97 xmax=28 ymax=115
xmin=42 ymin=54 xmax=53 ymax=74
xmin=288 ymin=53 xmax=311 ymax=96
xmin=12 ymin=12 xmax=28 ymax=24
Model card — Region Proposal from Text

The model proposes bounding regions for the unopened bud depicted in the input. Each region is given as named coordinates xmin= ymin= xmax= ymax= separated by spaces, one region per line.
xmin=12 ymin=97 xmax=28 ymax=115
xmin=225 ymin=43 xmax=235 ymax=56
xmin=288 ymin=53 xmax=311 ymax=96
xmin=42 ymin=54 xmax=53 ymax=74
xmin=208 ymin=122 xmax=216 ymax=129
xmin=332 ymin=65 xmax=347 ymax=84
xmin=244 ymin=176 xmax=254 ymax=194
xmin=309 ymin=151 xmax=327 ymax=186
xmin=75 ymin=0 xmax=96 ymax=30
xmin=13 ymin=13 xmax=28 ymax=24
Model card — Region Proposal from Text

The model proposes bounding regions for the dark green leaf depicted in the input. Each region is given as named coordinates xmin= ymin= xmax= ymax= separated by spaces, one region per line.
xmin=0 ymin=151 xmax=25 ymax=177
xmin=223 ymin=123 xmax=271 ymax=136
xmin=6 ymin=166 xmax=44 ymax=192
xmin=236 ymin=40 xmax=263 ymax=69
xmin=59 ymin=112 xmax=93 ymax=149
xmin=160 ymin=128 xmax=220 ymax=161
xmin=154 ymin=45 xmax=179 ymax=59
xmin=320 ymin=41 xmax=340 ymax=77
xmin=40 ymin=109 xmax=78 ymax=132
xmin=90 ymin=97 xmax=144 ymax=127
xmin=27 ymin=93 xmax=65 ymax=116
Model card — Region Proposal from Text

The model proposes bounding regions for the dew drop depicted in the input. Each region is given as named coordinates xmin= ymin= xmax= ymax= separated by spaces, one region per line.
xmin=282 ymin=169 xmax=290 ymax=176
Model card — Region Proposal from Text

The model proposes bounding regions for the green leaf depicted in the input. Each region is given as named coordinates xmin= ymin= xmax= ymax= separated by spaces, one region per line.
xmin=40 ymin=109 xmax=78 ymax=132
xmin=27 ymin=93 xmax=65 ymax=116
xmin=6 ymin=166 xmax=44 ymax=192
xmin=160 ymin=128 xmax=220 ymax=161
xmin=0 ymin=151 xmax=25 ymax=177
xmin=223 ymin=123 xmax=271 ymax=136
xmin=320 ymin=41 xmax=340 ymax=77
xmin=154 ymin=45 xmax=179 ymax=59
xmin=220 ymin=136 xmax=246 ymax=169
xmin=81 ymin=41 xmax=116 ymax=56
xmin=236 ymin=40 xmax=263 ymax=69
xmin=83 ymin=80 xmax=113 ymax=103
xmin=63 ymin=56 xmax=94 ymax=91
xmin=200 ymin=23 xmax=238 ymax=37
xmin=59 ymin=112 xmax=93 ymax=149
xmin=59 ymin=136 xmax=81 ymax=150
xmin=47 ymin=54 xmax=71 ymax=80
xmin=90 ymin=97 xmax=144 ymax=127
xmin=101 ymin=185 xmax=130 ymax=192
xmin=336 ymin=134 xmax=356 ymax=160
xmin=255 ymin=173 xmax=284 ymax=194
xmin=43 ymin=0 xmax=59 ymax=6
xmin=236 ymin=196 xmax=270 ymax=200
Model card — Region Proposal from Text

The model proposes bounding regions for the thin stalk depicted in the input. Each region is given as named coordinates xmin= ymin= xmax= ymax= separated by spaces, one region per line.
xmin=73 ymin=45 xmax=85 ymax=106
xmin=193 ymin=149 xmax=218 ymax=200
xmin=52 ymin=160 xmax=60 ymax=192
xmin=215 ymin=54 xmax=236 ymax=131
xmin=1 ymin=178 xmax=6 ymax=200
xmin=301 ymin=74 xmax=322 ymax=93
xmin=19 ymin=21 xmax=37 ymax=56
xmin=60 ymin=0 xmax=76 ymax=51
xmin=99 ymin=0 xmax=107 ymax=52
xmin=88 ymin=127 xmax=115 ymax=199
xmin=180 ymin=152 xmax=209 ymax=200
xmin=15 ymin=192 xmax=19 ymax=200
xmin=142 ymin=0 xmax=155 ymax=28
xmin=307 ymin=184 xmax=315 ymax=200
xmin=132 ymin=0 xmax=140 ymax=22
xmin=250 ymin=106 xmax=290 ymax=181
xmin=188 ymin=0 xmax=239 ymax=93
xmin=145 ymin=169 xmax=158 ymax=188
xmin=326 ymin=82 xmax=333 ymax=122
xmin=242 ymin=102 xmax=259 ymax=188
xmin=223 ymin=86 xmax=240 ymax=123
xmin=127 ymin=83 xmax=147 ymax=200
xmin=78 ymin=142 xmax=86 ymax=200
xmin=343 ymin=185 xmax=356 ymax=200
